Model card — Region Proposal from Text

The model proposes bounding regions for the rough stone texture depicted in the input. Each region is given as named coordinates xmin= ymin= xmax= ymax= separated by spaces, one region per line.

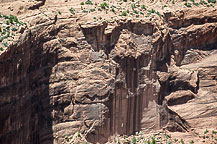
xmin=0 ymin=0 xmax=217 ymax=144
xmin=165 ymin=90 xmax=196 ymax=106
xmin=170 ymin=51 xmax=217 ymax=129
xmin=181 ymin=49 xmax=210 ymax=65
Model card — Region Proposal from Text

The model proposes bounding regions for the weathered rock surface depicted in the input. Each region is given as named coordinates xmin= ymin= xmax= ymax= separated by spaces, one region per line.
xmin=0 ymin=0 xmax=217 ymax=144
xmin=170 ymin=50 xmax=217 ymax=129
xmin=165 ymin=90 xmax=196 ymax=106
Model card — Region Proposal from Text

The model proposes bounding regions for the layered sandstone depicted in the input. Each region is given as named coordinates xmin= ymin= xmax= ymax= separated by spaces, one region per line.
xmin=0 ymin=0 xmax=217 ymax=144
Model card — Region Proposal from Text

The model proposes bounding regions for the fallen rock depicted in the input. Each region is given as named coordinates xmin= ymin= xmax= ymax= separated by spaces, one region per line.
xmin=166 ymin=90 xmax=196 ymax=106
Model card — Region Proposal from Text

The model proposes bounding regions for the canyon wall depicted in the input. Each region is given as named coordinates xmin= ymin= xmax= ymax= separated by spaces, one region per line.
xmin=0 ymin=2 xmax=217 ymax=144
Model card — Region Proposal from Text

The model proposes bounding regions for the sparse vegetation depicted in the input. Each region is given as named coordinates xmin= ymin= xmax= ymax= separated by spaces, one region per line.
xmin=111 ymin=7 xmax=116 ymax=13
xmin=162 ymin=5 xmax=167 ymax=9
xmin=121 ymin=11 xmax=127 ymax=16
xmin=65 ymin=0 xmax=208 ymax=24
xmin=131 ymin=3 xmax=136 ymax=9
xmin=184 ymin=2 xmax=192 ymax=7
xmin=100 ymin=2 xmax=108 ymax=9
xmin=58 ymin=11 xmax=62 ymax=15
xmin=82 ymin=9 xmax=88 ymax=13
xmin=208 ymin=0 xmax=216 ymax=3
xmin=147 ymin=9 xmax=161 ymax=17
xmin=200 ymin=0 xmax=208 ymax=5
xmin=193 ymin=2 xmax=200 ymax=6
xmin=65 ymin=0 xmax=215 ymax=31
xmin=63 ymin=128 xmax=217 ymax=144
xmin=85 ymin=0 xmax=93 ymax=5
xmin=182 ymin=0 xmax=216 ymax=7
xmin=80 ymin=2 xmax=85 ymax=5
xmin=0 ymin=14 xmax=26 ymax=53
xmin=69 ymin=8 xmax=75 ymax=14
xmin=89 ymin=8 xmax=96 ymax=12
xmin=141 ymin=4 xmax=146 ymax=10
xmin=65 ymin=0 xmax=166 ymax=23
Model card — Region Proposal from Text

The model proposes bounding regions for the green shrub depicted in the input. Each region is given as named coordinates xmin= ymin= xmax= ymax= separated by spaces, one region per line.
xmin=162 ymin=5 xmax=167 ymax=9
xmin=3 ymin=15 xmax=9 ymax=19
xmin=13 ymin=16 xmax=18 ymax=23
xmin=134 ymin=10 xmax=138 ymax=14
xmin=148 ymin=9 xmax=156 ymax=14
xmin=3 ymin=42 xmax=8 ymax=47
xmin=141 ymin=4 xmax=146 ymax=9
xmin=131 ymin=3 xmax=136 ymax=9
xmin=184 ymin=2 xmax=192 ymax=7
xmin=85 ymin=0 xmax=93 ymax=5
xmin=100 ymin=2 xmax=108 ymax=9
xmin=6 ymin=32 xmax=10 ymax=38
xmin=200 ymin=1 xmax=208 ymax=4
xmin=208 ymin=0 xmax=216 ymax=3
xmin=132 ymin=136 xmax=136 ymax=143
xmin=151 ymin=137 xmax=156 ymax=144
xmin=89 ymin=8 xmax=95 ymax=12
xmin=0 ymin=14 xmax=26 ymax=49
xmin=9 ymin=15 xmax=15 ymax=24
xmin=65 ymin=134 xmax=69 ymax=142
xmin=6 ymin=20 xmax=10 ymax=25
xmin=12 ymin=27 xmax=17 ymax=31
xmin=193 ymin=2 xmax=199 ymax=6
xmin=69 ymin=8 xmax=75 ymax=14
xmin=204 ymin=129 xmax=209 ymax=134
xmin=82 ymin=10 xmax=88 ymax=13
xmin=122 ymin=11 xmax=127 ymax=16
xmin=180 ymin=138 xmax=185 ymax=144
xmin=111 ymin=8 xmax=115 ymax=13
xmin=2 ymin=29 xmax=6 ymax=35
xmin=156 ymin=11 xmax=161 ymax=16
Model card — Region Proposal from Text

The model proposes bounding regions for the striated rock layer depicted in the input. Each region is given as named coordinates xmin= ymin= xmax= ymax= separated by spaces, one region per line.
xmin=0 ymin=0 xmax=217 ymax=143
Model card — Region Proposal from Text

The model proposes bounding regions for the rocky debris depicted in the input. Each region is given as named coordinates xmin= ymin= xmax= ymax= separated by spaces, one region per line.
xmin=157 ymin=64 xmax=199 ymax=99
xmin=63 ymin=129 xmax=217 ymax=144
xmin=169 ymin=50 xmax=217 ymax=129
xmin=28 ymin=0 xmax=46 ymax=10
xmin=181 ymin=49 xmax=210 ymax=65
xmin=165 ymin=90 xmax=196 ymax=106
xmin=0 ymin=0 xmax=217 ymax=144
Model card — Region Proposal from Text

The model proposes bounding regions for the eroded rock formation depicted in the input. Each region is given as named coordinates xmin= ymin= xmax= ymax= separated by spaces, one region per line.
xmin=0 ymin=0 xmax=217 ymax=144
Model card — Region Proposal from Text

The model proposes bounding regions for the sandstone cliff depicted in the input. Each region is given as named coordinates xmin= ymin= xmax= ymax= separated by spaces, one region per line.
xmin=0 ymin=0 xmax=217 ymax=143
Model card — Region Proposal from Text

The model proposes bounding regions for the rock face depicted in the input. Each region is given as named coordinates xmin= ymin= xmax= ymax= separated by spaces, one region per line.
xmin=0 ymin=1 xmax=217 ymax=144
